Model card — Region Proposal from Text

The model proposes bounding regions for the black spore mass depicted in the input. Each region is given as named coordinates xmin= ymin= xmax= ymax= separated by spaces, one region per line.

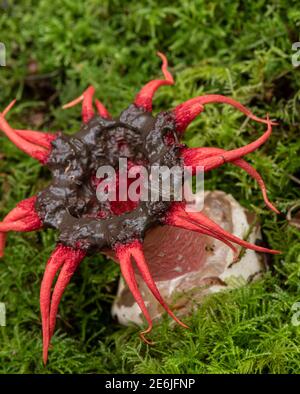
xmin=35 ymin=105 xmax=183 ymax=253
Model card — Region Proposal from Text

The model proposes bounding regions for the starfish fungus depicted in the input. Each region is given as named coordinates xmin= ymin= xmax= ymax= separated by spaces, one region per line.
xmin=0 ymin=53 xmax=280 ymax=364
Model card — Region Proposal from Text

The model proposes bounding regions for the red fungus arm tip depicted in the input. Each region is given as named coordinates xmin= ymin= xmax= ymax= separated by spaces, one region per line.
xmin=130 ymin=240 xmax=189 ymax=329
xmin=62 ymin=86 xmax=97 ymax=123
xmin=0 ymin=112 xmax=50 ymax=163
xmin=40 ymin=245 xmax=85 ymax=365
xmin=181 ymin=142 xmax=279 ymax=214
xmin=40 ymin=245 xmax=68 ymax=365
xmin=166 ymin=203 xmax=281 ymax=256
xmin=173 ymin=95 xmax=277 ymax=134
xmin=1 ymin=100 xmax=56 ymax=159
xmin=115 ymin=240 xmax=188 ymax=344
xmin=0 ymin=196 xmax=42 ymax=234
xmin=115 ymin=242 xmax=154 ymax=344
xmin=134 ymin=52 xmax=174 ymax=112
xmin=95 ymin=99 xmax=111 ymax=119
xmin=14 ymin=129 xmax=57 ymax=149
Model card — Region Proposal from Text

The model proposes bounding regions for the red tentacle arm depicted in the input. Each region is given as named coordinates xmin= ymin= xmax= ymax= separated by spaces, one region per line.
xmin=115 ymin=242 xmax=154 ymax=344
xmin=182 ymin=143 xmax=279 ymax=214
xmin=40 ymin=245 xmax=85 ymax=365
xmin=81 ymin=86 xmax=95 ymax=123
xmin=0 ymin=101 xmax=51 ymax=163
xmin=14 ymin=129 xmax=57 ymax=149
xmin=48 ymin=248 xmax=85 ymax=340
xmin=0 ymin=213 xmax=42 ymax=232
xmin=0 ymin=196 xmax=42 ymax=233
xmin=165 ymin=203 xmax=281 ymax=256
xmin=134 ymin=52 xmax=174 ymax=112
xmin=62 ymin=86 xmax=108 ymax=123
xmin=40 ymin=245 xmax=68 ymax=365
xmin=95 ymin=99 xmax=111 ymax=119
xmin=177 ymin=220 xmax=239 ymax=260
xmin=2 ymin=99 xmax=17 ymax=116
xmin=164 ymin=207 xmax=240 ymax=256
xmin=192 ymin=119 xmax=272 ymax=170
xmin=129 ymin=240 xmax=189 ymax=329
xmin=0 ymin=196 xmax=41 ymax=257
xmin=173 ymin=94 xmax=277 ymax=134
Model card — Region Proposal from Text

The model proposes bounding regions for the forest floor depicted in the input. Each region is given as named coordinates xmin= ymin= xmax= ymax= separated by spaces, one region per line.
xmin=0 ymin=0 xmax=300 ymax=373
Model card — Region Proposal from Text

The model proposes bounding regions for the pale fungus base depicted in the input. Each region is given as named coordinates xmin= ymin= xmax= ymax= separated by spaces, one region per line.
xmin=112 ymin=191 xmax=266 ymax=326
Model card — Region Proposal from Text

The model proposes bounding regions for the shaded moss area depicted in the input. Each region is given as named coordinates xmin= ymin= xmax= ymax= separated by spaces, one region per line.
xmin=0 ymin=0 xmax=300 ymax=373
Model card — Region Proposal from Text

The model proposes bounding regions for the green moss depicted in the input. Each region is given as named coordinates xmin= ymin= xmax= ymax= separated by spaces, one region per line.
xmin=0 ymin=0 xmax=300 ymax=373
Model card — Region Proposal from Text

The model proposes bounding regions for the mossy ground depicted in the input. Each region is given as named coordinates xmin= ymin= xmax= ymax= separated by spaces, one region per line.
xmin=0 ymin=0 xmax=300 ymax=373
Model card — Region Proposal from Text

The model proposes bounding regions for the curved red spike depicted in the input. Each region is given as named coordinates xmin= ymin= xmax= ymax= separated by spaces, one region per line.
xmin=62 ymin=86 xmax=95 ymax=123
xmin=95 ymin=99 xmax=111 ymax=119
xmin=173 ymin=215 xmax=240 ymax=259
xmin=166 ymin=203 xmax=281 ymax=255
xmin=0 ymin=196 xmax=39 ymax=257
xmin=115 ymin=242 xmax=153 ymax=344
xmin=129 ymin=240 xmax=189 ymax=329
xmin=0 ymin=213 xmax=42 ymax=232
xmin=40 ymin=245 xmax=68 ymax=365
xmin=1 ymin=99 xmax=57 ymax=149
xmin=134 ymin=52 xmax=174 ymax=112
xmin=2 ymin=99 xmax=17 ymax=116
xmin=232 ymin=158 xmax=279 ymax=214
xmin=48 ymin=248 xmax=85 ymax=341
xmin=186 ymin=212 xmax=280 ymax=254
xmin=0 ymin=113 xmax=49 ymax=163
xmin=196 ymin=119 xmax=272 ymax=170
xmin=81 ymin=86 xmax=95 ymax=123
xmin=164 ymin=207 xmax=239 ymax=259
xmin=182 ymin=143 xmax=279 ymax=214
xmin=62 ymin=94 xmax=84 ymax=109
xmin=14 ymin=129 xmax=57 ymax=149
xmin=173 ymin=94 xmax=277 ymax=134
xmin=0 ymin=196 xmax=42 ymax=233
